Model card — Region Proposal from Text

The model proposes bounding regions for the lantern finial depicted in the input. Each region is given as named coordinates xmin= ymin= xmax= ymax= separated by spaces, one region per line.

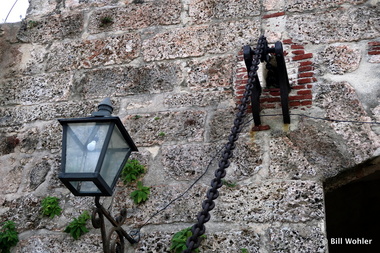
xmin=92 ymin=97 xmax=114 ymax=117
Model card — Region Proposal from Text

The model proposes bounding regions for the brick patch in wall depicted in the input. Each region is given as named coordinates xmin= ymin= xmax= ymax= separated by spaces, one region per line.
xmin=368 ymin=41 xmax=380 ymax=63
xmin=234 ymin=39 xmax=316 ymax=112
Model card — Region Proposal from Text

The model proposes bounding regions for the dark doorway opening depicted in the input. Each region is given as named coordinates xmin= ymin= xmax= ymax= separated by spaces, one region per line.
xmin=325 ymin=168 xmax=380 ymax=253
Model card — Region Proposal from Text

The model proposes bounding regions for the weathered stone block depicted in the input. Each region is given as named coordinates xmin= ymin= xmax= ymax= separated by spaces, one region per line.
xmin=287 ymin=6 xmax=380 ymax=43
xmin=26 ymin=0 xmax=57 ymax=17
xmin=314 ymin=81 xmax=380 ymax=164
xmin=164 ymin=90 xmax=233 ymax=108
xmin=269 ymin=135 xmax=316 ymax=180
xmin=73 ymin=63 xmax=182 ymax=99
xmin=88 ymin=0 xmax=181 ymax=33
xmin=142 ymin=26 xmax=208 ymax=61
xmin=135 ymin=229 xmax=261 ymax=252
xmin=263 ymin=0 xmax=285 ymax=11
xmin=288 ymin=118 xmax=355 ymax=179
xmin=210 ymin=108 xmax=245 ymax=142
xmin=318 ymin=45 xmax=361 ymax=74
xmin=64 ymin=0 xmax=121 ymax=10
xmin=16 ymin=233 xmax=102 ymax=253
xmin=142 ymin=19 xmax=260 ymax=61
xmin=46 ymin=33 xmax=140 ymax=71
xmin=188 ymin=0 xmax=260 ymax=24
xmin=214 ymin=181 xmax=324 ymax=223
xmin=0 ymin=72 xmax=72 ymax=105
xmin=0 ymin=195 xmax=41 ymax=232
xmin=17 ymin=13 xmax=84 ymax=44
xmin=0 ymin=154 xmax=22 ymax=194
xmin=285 ymin=0 xmax=366 ymax=12
xmin=187 ymin=55 xmax=236 ymax=91
xmin=161 ymin=143 xmax=217 ymax=181
xmin=114 ymin=183 xmax=208 ymax=225
xmin=123 ymin=111 xmax=206 ymax=146
xmin=267 ymin=224 xmax=326 ymax=252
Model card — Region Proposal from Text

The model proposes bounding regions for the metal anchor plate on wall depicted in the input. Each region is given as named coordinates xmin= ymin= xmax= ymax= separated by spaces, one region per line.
xmin=243 ymin=39 xmax=291 ymax=128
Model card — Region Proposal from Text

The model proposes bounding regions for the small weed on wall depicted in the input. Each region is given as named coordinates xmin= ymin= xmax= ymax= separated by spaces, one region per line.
xmin=0 ymin=221 xmax=19 ymax=253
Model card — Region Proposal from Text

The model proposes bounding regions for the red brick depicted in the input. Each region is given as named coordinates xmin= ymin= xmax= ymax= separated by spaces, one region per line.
xmin=262 ymin=11 xmax=286 ymax=19
xmin=297 ymin=89 xmax=312 ymax=95
xmin=299 ymin=61 xmax=313 ymax=66
xmin=291 ymin=45 xmax=304 ymax=49
xmin=298 ymin=72 xmax=314 ymax=78
xmin=368 ymin=41 xmax=380 ymax=46
xmin=235 ymin=79 xmax=248 ymax=85
xmin=270 ymin=91 xmax=281 ymax=96
xmin=292 ymin=50 xmax=305 ymax=55
xmin=283 ymin=39 xmax=293 ymax=44
xmin=299 ymin=66 xmax=313 ymax=72
xmin=289 ymin=94 xmax=312 ymax=100
xmin=290 ymin=101 xmax=301 ymax=107
xmin=292 ymin=85 xmax=306 ymax=90
xmin=301 ymin=100 xmax=313 ymax=106
xmin=298 ymin=78 xmax=312 ymax=84
xmin=307 ymin=84 xmax=313 ymax=89
xmin=368 ymin=51 xmax=380 ymax=55
xmin=292 ymin=53 xmax=313 ymax=61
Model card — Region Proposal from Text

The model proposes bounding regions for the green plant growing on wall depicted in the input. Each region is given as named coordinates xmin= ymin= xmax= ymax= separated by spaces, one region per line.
xmin=121 ymin=159 xmax=146 ymax=184
xmin=170 ymin=227 xmax=206 ymax=253
xmin=130 ymin=181 xmax=150 ymax=204
xmin=0 ymin=221 xmax=19 ymax=253
xmin=99 ymin=16 xmax=114 ymax=27
xmin=158 ymin=132 xmax=166 ymax=137
xmin=41 ymin=196 xmax=62 ymax=218
xmin=27 ymin=20 xmax=39 ymax=29
xmin=241 ymin=248 xmax=249 ymax=253
xmin=222 ymin=179 xmax=237 ymax=188
xmin=64 ymin=211 xmax=91 ymax=240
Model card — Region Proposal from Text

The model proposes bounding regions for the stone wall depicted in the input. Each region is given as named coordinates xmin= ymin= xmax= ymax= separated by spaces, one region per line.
xmin=0 ymin=0 xmax=379 ymax=252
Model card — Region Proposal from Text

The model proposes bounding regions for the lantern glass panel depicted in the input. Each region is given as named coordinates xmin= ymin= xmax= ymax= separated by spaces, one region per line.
xmin=69 ymin=181 xmax=100 ymax=194
xmin=65 ymin=122 xmax=109 ymax=174
xmin=100 ymin=125 xmax=132 ymax=188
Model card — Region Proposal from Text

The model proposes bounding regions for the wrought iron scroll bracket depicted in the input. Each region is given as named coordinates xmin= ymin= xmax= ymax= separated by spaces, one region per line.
xmin=243 ymin=39 xmax=291 ymax=126
xmin=92 ymin=196 xmax=138 ymax=253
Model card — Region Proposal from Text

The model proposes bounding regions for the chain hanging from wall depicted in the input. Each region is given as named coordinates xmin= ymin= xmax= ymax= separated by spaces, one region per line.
xmin=184 ymin=35 xmax=291 ymax=252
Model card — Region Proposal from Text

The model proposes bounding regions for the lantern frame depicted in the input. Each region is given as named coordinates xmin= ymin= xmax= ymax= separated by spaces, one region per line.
xmin=58 ymin=111 xmax=138 ymax=196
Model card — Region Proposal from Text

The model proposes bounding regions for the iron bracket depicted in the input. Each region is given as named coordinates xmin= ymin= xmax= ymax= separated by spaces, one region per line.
xmin=243 ymin=40 xmax=291 ymax=126
xmin=92 ymin=196 xmax=138 ymax=253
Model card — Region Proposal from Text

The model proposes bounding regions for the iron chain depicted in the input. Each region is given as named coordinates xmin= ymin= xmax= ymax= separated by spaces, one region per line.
xmin=183 ymin=35 xmax=267 ymax=253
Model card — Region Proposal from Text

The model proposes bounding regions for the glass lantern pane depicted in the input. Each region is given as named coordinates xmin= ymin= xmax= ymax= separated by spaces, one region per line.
xmin=65 ymin=122 xmax=109 ymax=173
xmin=100 ymin=126 xmax=132 ymax=187
xmin=69 ymin=181 xmax=100 ymax=194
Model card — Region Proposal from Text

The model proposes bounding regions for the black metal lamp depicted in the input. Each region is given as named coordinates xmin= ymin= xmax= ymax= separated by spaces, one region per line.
xmin=58 ymin=98 xmax=139 ymax=252
xmin=58 ymin=98 xmax=138 ymax=196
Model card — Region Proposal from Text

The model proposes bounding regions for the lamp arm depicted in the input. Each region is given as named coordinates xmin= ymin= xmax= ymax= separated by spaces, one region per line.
xmin=92 ymin=196 xmax=138 ymax=253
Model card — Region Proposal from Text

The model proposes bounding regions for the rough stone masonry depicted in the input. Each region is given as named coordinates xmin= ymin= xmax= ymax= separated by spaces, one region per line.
xmin=0 ymin=0 xmax=379 ymax=252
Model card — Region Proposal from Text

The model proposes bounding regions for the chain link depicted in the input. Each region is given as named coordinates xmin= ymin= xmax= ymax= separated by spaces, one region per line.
xmin=183 ymin=35 xmax=267 ymax=253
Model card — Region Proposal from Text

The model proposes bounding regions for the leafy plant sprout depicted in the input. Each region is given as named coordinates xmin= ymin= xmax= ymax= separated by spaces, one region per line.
xmin=0 ymin=220 xmax=19 ymax=253
xmin=121 ymin=159 xmax=145 ymax=184
xmin=64 ymin=211 xmax=91 ymax=240
xmin=41 ymin=196 xmax=62 ymax=218
xmin=170 ymin=227 xmax=206 ymax=253
xmin=99 ymin=16 xmax=114 ymax=27
xmin=130 ymin=181 xmax=150 ymax=204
